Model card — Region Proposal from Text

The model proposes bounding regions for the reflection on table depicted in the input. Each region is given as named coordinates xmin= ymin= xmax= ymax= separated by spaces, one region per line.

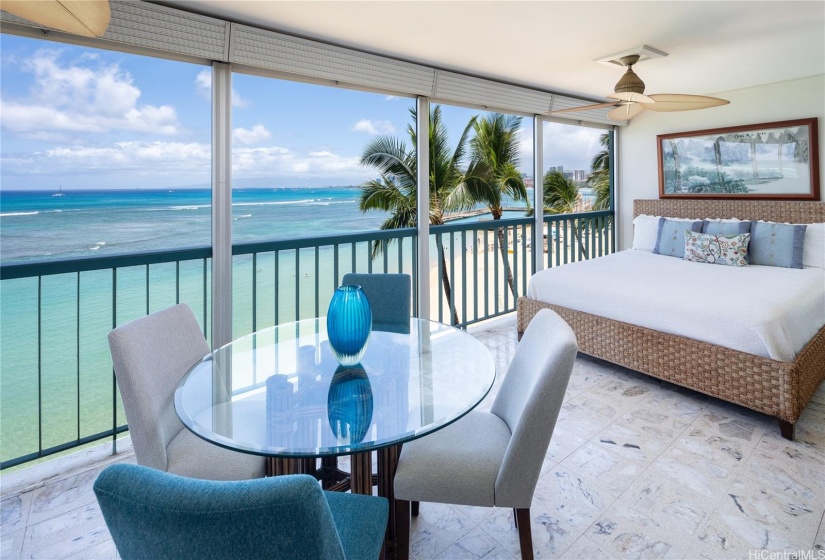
xmin=175 ymin=318 xmax=495 ymax=460
xmin=174 ymin=318 xmax=495 ymax=560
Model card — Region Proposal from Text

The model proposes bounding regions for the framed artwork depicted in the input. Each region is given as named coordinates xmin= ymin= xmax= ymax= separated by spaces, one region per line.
xmin=657 ymin=118 xmax=820 ymax=200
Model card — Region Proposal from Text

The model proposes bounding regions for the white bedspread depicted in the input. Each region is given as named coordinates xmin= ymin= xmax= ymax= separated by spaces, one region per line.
xmin=527 ymin=250 xmax=825 ymax=362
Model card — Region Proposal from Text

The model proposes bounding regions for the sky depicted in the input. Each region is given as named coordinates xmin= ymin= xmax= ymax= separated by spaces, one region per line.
xmin=0 ymin=33 xmax=604 ymax=191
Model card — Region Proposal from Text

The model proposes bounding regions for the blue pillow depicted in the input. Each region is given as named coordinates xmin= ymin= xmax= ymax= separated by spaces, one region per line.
xmin=749 ymin=222 xmax=807 ymax=269
xmin=702 ymin=220 xmax=751 ymax=236
xmin=653 ymin=218 xmax=703 ymax=258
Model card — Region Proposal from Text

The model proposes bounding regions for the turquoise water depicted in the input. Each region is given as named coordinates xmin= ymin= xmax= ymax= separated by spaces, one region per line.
xmin=0 ymin=188 xmax=529 ymax=465
xmin=0 ymin=187 xmax=391 ymax=465
xmin=0 ymin=187 xmax=385 ymax=262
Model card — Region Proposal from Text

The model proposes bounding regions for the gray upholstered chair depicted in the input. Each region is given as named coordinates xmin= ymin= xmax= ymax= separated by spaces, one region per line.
xmin=342 ymin=273 xmax=411 ymax=333
xmin=95 ymin=464 xmax=388 ymax=560
xmin=108 ymin=304 xmax=265 ymax=480
xmin=393 ymin=309 xmax=577 ymax=559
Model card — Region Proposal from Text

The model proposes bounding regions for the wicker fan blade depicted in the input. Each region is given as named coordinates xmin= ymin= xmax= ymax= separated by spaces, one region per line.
xmin=608 ymin=103 xmax=646 ymax=121
xmin=607 ymin=92 xmax=655 ymax=104
xmin=550 ymin=102 xmax=620 ymax=115
xmin=642 ymin=94 xmax=729 ymax=112
xmin=1 ymin=0 xmax=110 ymax=38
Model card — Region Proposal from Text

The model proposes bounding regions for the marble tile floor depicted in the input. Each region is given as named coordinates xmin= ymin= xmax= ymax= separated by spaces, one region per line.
xmin=2 ymin=313 xmax=824 ymax=560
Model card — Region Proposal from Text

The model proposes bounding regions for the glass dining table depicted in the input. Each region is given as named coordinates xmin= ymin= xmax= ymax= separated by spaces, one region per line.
xmin=174 ymin=317 xmax=495 ymax=557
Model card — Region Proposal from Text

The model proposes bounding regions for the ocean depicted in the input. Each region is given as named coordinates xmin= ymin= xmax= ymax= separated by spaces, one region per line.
xmin=0 ymin=187 xmax=530 ymax=466
xmin=0 ymin=187 xmax=387 ymax=262
xmin=0 ymin=187 xmax=391 ymax=465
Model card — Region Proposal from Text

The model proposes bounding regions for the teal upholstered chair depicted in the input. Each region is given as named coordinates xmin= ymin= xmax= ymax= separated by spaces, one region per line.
xmin=342 ymin=273 xmax=411 ymax=333
xmin=94 ymin=464 xmax=388 ymax=560
xmin=393 ymin=309 xmax=577 ymax=559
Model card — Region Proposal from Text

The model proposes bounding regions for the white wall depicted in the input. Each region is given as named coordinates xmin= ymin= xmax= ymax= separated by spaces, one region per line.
xmin=616 ymin=74 xmax=825 ymax=249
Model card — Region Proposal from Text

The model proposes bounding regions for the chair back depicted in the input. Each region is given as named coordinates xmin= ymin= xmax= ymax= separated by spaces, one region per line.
xmin=491 ymin=309 xmax=577 ymax=507
xmin=94 ymin=464 xmax=347 ymax=560
xmin=107 ymin=304 xmax=209 ymax=472
xmin=342 ymin=273 xmax=411 ymax=333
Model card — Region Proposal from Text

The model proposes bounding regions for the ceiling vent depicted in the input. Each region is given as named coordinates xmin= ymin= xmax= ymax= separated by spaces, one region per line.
xmin=595 ymin=45 xmax=668 ymax=66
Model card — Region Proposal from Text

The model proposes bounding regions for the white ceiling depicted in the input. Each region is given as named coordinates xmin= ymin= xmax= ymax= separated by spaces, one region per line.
xmin=160 ymin=1 xmax=824 ymax=102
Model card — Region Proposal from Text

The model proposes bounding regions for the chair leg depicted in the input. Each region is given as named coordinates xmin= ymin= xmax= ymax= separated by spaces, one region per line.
xmin=395 ymin=499 xmax=410 ymax=560
xmin=411 ymin=500 xmax=419 ymax=517
xmin=513 ymin=508 xmax=518 ymax=528
xmin=515 ymin=508 xmax=533 ymax=560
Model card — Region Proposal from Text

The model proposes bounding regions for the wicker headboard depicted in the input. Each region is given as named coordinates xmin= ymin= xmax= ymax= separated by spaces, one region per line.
xmin=634 ymin=199 xmax=825 ymax=223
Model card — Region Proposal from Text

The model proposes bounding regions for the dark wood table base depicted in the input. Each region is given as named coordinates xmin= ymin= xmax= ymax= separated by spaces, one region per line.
xmin=265 ymin=445 xmax=403 ymax=559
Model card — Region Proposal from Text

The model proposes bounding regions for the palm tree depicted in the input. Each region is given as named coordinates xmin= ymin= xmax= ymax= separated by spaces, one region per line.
xmin=447 ymin=113 xmax=527 ymax=297
xmin=359 ymin=106 xmax=481 ymax=325
xmin=543 ymin=170 xmax=587 ymax=258
xmin=587 ymin=133 xmax=611 ymax=210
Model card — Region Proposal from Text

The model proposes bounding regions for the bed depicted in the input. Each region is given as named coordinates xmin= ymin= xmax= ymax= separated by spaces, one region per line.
xmin=517 ymin=199 xmax=825 ymax=440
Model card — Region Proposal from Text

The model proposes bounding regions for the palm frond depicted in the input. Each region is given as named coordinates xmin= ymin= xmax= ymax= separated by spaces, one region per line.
xmin=444 ymin=165 xmax=496 ymax=213
xmin=498 ymin=162 xmax=528 ymax=202
xmin=362 ymin=199 xmax=416 ymax=259
xmin=543 ymin=170 xmax=579 ymax=214
xmin=359 ymin=177 xmax=411 ymax=213
xmin=360 ymin=136 xmax=416 ymax=185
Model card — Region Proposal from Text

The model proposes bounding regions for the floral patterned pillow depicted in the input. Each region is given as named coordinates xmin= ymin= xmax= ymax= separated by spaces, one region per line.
xmin=683 ymin=231 xmax=750 ymax=267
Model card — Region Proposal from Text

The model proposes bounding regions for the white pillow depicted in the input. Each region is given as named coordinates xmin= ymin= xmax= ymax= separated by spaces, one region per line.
xmin=632 ymin=214 xmax=698 ymax=252
xmin=752 ymin=220 xmax=825 ymax=269
xmin=632 ymin=214 xmax=660 ymax=252
xmin=802 ymin=223 xmax=824 ymax=269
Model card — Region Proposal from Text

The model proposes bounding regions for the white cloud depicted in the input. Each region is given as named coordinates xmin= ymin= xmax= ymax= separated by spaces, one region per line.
xmin=542 ymin=122 xmax=603 ymax=172
xmin=515 ymin=127 xmax=534 ymax=172
xmin=233 ymin=146 xmax=362 ymax=178
xmin=194 ymin=69 xmax=250 ymax=108
xmin=233 ymin=124 xmax=271 ymax=145
xmin=0 ymin=49 xmax=180 ymax=136
xmin=352 ymin=119 xmax=396 ymax=135
xmin=1 ymin=141 xmax=210 ymax=174
xmin=3 ymin=140 xmax=367 ymax=182
xmin=385 ymin=95 xmax=400 ymax=101
xmin=194 ymin=70 xmax=211 ymax=98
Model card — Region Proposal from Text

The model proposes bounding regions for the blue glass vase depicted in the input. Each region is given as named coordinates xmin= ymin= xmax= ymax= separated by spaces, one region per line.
xmin=327 ymin=364 xmax=374 ymax=444
xmin=327 ymin=285 xmax=372 ymax=366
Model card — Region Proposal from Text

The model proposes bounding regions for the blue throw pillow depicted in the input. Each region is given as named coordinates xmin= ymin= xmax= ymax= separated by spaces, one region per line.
xmin=702 ymin=220 xmax=751 ymax=236
xmin=653 ymin=218 xmax=703 ymax=258
xmin=749 ymin=222 xmax=807 ymax=269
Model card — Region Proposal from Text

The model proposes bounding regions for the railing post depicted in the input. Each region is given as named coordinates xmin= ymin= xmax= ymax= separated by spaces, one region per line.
xmin=416 ymin=97 xmax=430 ymax=319
xmin=212 ymin=62 xmax=233 ymax=349
xmin=533 ymin=115 xmax=544 ymax=274
xmin=609 ymin=128 xmax=617 ymax=253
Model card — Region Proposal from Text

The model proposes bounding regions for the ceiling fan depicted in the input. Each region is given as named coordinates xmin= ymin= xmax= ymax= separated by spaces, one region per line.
xmin=1 ymin=0 xmax=110 ymax=38
xmin=552 ymin=54 xmax=729 ymax=122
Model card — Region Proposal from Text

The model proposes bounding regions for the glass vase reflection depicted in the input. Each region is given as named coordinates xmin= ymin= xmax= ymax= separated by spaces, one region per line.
xmin=327 ymin=364 xmax=374 ymax=445
xmin=327 ymin=285 xmax=372 ymax=366
xmin=265 ymin=374 xmax=294 ymax=449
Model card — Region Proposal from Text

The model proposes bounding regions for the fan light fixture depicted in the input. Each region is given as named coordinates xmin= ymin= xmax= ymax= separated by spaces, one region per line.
xmin=1 ymin=0 xmax=110 ymax=38
xmin=552 ymin=54 xmax=729 ymax=122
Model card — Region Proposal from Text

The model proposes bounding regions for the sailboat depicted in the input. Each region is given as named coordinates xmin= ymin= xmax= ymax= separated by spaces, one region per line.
xmin=52 ymin=185 xmax=64 ymax=197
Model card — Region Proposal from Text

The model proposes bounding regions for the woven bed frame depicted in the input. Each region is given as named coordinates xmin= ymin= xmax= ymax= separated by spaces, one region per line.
xmin=517 ymin=199 xmax=825 ymax=440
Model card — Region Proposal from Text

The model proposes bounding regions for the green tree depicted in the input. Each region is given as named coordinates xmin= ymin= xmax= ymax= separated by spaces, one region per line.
xmin=359 ymin=105 xmax=483 ymax=325
xmin=446 ymin=113 xmax=528 ymax=297
xmin=587 ymin=133 xmax=611 ymax=210
xmin=543 ymin=170 xmax=587 ymax=257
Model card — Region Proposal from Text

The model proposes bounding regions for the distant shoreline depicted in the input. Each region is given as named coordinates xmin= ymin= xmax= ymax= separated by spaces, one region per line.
xmin=0 ymin=186 xmax=366 ymax=194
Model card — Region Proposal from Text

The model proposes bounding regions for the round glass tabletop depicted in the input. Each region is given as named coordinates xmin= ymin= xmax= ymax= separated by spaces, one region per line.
xmin=174 ymin=318 xmax=496 ymax=457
